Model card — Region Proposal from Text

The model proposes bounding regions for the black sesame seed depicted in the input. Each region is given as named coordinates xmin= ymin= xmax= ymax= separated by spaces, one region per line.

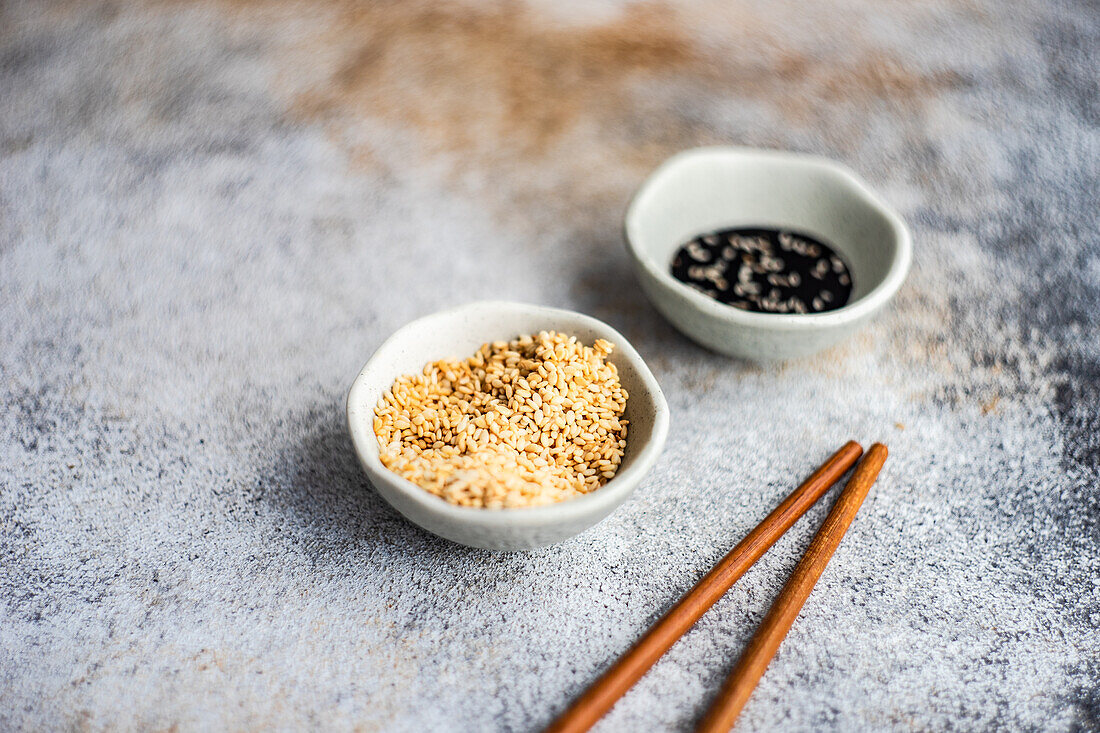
xmin=670 ymin=227 xmax=853 ymax=314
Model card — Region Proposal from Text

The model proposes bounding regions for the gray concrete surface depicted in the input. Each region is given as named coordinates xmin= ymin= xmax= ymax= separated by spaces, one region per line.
xmin=1 ymin=0 xmax=1098 ymax=730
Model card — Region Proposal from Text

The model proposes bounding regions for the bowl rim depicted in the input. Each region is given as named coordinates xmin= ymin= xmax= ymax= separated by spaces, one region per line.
xmin=345 ymin=300 xmax=670 ymax=528
xmin=624 ymin=146 xmax=912 ymax=331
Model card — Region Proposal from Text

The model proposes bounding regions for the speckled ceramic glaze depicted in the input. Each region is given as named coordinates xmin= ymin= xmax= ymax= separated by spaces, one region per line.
xmin=625 ymin=147 xmax=912 ymax=360
xmin=346 ymin=301 xmax=670 ymax=550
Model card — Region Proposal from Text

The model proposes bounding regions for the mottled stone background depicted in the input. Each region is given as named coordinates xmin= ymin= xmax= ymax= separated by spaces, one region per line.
xmin=1 ymin=0 xmax=1098 ymax=730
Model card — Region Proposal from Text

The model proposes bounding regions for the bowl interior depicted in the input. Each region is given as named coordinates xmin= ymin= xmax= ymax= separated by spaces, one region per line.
xmin=347 ymin=302 xmax=665 ymax=504
xmin=627 ymin=148 xmax=902 ymax=304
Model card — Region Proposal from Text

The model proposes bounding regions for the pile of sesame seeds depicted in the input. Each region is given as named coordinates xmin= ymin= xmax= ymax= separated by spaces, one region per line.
xmin=373 ymin=332 xmax=629 ymax=508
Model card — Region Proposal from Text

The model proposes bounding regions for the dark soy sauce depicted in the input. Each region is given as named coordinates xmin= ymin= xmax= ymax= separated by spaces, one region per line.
xmin=670 ymin=227 xmax=853 ymax=314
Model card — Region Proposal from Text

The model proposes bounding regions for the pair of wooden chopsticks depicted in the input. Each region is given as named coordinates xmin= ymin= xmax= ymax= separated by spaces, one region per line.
xmin=546 ymin=441 xmax=888 ymax=733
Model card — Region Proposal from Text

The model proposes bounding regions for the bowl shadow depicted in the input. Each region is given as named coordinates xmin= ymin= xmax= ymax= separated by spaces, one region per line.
xmin=568 ymin=230 xmax=688 ymax=351
xmin=569 ymin=230 xmax=762 ymax=372
xmin=265 ymin=396 xmax=495 ymax=565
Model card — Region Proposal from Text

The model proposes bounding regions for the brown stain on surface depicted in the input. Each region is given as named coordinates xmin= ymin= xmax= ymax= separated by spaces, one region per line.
xmin=301 ymin=2 xmax=957 ymax=142
xmin=310 ymin=2 xmax=698 ymax=155
xmin=205 ymin=0 xmax=961 ymax=225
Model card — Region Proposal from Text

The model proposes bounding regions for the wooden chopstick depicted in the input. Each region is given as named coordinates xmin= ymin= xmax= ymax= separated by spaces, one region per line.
xmin=696 ymin=443 xmax=889 ymax=733
xmin=544 ymin=441 xmax=864 ymax=733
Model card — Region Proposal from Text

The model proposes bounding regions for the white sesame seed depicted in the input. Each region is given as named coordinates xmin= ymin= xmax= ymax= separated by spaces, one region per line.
xmin=372 ymin=331 xmax=628 ymax=508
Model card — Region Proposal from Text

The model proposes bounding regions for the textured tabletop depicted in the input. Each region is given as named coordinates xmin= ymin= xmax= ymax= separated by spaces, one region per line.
xmin=2 ymin=1 xmax=1098 ymax=730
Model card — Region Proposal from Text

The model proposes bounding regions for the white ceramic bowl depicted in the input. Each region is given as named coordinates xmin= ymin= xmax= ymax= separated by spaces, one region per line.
xmin=625 ymin=147 xmax=912 ymax=360
xmin=346 ymin=301 xmax=670 ymax=550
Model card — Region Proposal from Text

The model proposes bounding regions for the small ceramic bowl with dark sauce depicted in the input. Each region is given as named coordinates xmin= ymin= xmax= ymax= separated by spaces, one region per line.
xmin=625 ymin=147 xmax=911 ymax=361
